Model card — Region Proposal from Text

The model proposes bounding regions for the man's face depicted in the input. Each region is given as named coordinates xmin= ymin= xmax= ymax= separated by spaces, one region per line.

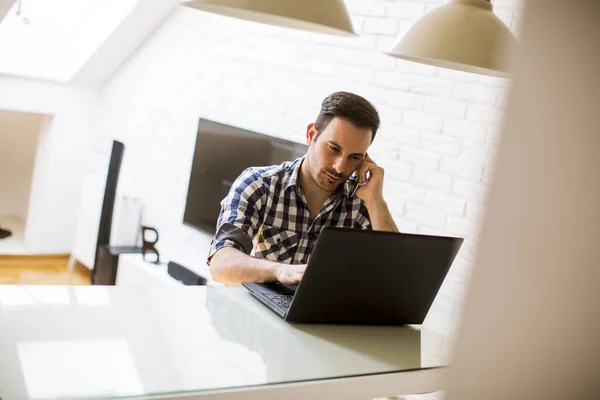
xmin=305 ymin=117 xmax=372 ymax=193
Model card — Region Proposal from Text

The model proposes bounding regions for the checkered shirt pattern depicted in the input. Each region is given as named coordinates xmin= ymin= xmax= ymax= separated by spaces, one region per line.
xmin=207 ymin=156 xmax=372 ymax=265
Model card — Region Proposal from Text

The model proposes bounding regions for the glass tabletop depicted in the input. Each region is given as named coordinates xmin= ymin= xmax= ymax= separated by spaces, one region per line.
xmin=0 ymin=286 xmax=447 ymax=400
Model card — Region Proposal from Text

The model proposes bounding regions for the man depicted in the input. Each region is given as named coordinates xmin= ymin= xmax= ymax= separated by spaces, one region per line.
xmin=208 ymin=92 xmax=399 ymax=286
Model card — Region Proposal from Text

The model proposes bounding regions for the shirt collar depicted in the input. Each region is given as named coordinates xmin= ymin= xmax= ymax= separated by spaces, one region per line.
xmin=284 ymin=156 xmax=304 ymax=191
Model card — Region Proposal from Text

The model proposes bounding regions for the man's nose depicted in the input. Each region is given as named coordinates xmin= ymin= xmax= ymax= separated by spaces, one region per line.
xmin=333 ymin=156 xmax=346 ymax=175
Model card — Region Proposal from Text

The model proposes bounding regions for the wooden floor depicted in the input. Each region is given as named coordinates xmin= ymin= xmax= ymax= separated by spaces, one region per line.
xmin=0 ymin=255 xmax=91 ymax=285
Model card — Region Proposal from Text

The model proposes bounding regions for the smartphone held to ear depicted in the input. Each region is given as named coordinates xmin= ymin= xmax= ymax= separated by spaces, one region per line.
xmin=350 ymin=170 xmax=371 ymax=197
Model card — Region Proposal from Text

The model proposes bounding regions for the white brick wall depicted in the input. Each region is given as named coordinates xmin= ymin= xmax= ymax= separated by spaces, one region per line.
xmin=86 ymin=0 xmax=524 ymax=378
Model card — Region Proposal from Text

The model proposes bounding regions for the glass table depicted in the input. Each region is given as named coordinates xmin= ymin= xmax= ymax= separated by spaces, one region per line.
xmin=0 ymin=286 xmax=448 ymax=399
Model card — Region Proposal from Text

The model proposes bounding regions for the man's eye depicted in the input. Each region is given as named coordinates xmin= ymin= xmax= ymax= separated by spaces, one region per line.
xmin=329 ymin=146 xmax=340 ymax=153
xmin=352 ymin=156 xmax=362 ymax=160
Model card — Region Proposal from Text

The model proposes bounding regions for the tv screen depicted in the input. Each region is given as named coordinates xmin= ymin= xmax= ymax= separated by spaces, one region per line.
xmin=183 ymin=119 xmax=308 ymax=233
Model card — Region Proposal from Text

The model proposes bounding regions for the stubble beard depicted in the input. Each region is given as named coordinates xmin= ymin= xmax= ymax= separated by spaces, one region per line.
xmin=306 ymin=152 xmax=343 ymax=193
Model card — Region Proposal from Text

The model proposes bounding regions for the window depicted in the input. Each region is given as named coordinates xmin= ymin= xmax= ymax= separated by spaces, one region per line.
xmin=0 ymin=0 xmax=138 ymax=82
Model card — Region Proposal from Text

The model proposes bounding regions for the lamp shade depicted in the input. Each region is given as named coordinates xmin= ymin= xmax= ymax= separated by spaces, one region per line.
xmin=183 ymin=0 xmax=355 ymax=37
xmin=386 ymin=0 xmax=518 ymax=77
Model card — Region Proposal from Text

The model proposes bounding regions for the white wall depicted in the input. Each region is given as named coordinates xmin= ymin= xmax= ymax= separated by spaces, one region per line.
xmin=0 ymin=110 xmax=43 ymax=220
xmin=0 ymin=75 xmax=99 ymax=253
xmin=86 ymin=0 xmax=523 ymax=359
xmin=23 ymin=90 xmax=98 ymax=253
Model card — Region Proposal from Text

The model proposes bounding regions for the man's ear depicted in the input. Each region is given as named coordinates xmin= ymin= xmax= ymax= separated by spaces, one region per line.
xmin=306 ymin=123 xmax=318 ymax=145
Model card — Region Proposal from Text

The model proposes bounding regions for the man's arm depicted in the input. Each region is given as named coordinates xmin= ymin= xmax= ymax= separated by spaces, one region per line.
xmin=355 ymin=154 xmax=399 ymax=232
xmin=363 ymin=198 xmax=399 ymax=232
xmin=207 ymin=168 xmax=306 ymax=285
xmin=210 ymin=247 xmax=306 ymax=286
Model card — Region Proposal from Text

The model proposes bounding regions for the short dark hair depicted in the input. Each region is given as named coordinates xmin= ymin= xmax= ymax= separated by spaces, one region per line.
xmin=315 ymin=91 xmax=380 ymax=143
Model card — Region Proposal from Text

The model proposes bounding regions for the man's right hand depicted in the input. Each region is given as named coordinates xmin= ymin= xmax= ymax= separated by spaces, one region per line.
xmin=275 ymin=264 xmax=307 ymax=285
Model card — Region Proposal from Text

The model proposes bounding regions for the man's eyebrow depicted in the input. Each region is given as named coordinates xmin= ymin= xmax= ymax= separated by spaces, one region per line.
xmin=326 ymin=141 xmax=365 ymax=157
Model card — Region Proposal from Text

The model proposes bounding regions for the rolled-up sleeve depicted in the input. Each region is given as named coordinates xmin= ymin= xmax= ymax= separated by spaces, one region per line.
xmin=207 ymin=168 xmax=266 ymax=264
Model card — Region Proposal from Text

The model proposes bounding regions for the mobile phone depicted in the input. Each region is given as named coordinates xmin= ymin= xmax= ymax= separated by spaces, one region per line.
xmin=350 ymin=170 xmax=371 ymax=197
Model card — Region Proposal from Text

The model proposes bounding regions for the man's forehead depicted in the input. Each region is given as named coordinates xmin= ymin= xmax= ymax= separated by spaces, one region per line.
xmin=321 ymin=118 xmax=372 ymax=151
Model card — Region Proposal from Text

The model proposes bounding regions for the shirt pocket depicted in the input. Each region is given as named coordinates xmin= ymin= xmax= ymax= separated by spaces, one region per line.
xmin=255 ymin=226 xmax=300 ymax=263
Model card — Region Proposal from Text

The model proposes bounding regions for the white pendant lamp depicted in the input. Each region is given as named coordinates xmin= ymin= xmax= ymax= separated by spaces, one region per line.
xmin=386 ymin=0 xmax=518 ymax=77
xmin=182 ymin=0 xmax=355 ymax=37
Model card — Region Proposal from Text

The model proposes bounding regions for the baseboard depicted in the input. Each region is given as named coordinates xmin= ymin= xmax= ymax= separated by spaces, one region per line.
xmin=73 ymin=260 xmax=92 ymax=279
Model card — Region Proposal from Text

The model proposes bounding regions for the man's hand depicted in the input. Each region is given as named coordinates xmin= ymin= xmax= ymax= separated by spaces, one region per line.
xmin=355 ymin=153 xmax=385 ymax=207
xmin=275 ymin=264 xmax=307 ymax=285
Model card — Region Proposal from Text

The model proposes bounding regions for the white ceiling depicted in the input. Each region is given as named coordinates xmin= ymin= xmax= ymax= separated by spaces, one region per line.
xmin=0 ymin=0 xmax=15 ymax=23
xmin=0 ymin=0 xmax=178 ymax=87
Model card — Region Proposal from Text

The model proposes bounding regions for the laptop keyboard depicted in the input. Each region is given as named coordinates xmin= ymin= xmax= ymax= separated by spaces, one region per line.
xmin=265 ymin=293 xmax=294 ymax=309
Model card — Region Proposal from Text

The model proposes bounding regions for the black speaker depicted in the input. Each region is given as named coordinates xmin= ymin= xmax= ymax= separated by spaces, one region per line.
xmin=92 ymin=141 xmax=143 ymax=285
xmin=167 ymin=261 xmax=207 ymax=286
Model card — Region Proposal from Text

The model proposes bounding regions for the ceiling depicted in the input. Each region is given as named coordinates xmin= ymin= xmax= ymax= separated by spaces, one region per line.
xmin=0 ymin=0 xmax=178 ymax=86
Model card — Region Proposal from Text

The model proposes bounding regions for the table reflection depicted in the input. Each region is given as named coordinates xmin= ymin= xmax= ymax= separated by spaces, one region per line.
xmin=205 ymin=287 xmax=422 ymax=382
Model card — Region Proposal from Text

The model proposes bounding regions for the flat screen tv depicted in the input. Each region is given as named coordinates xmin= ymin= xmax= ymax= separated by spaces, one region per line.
xmin=184 ymin=118 xmax=308 ymax=233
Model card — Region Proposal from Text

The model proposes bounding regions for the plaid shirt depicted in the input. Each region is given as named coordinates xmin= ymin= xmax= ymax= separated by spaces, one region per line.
xmin=208 ymin=156 xmax=372 ymax=265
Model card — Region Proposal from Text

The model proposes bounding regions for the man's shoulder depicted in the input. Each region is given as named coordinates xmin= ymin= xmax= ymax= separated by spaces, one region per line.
xmin=243 ymin=158 xmax=301 ymax=182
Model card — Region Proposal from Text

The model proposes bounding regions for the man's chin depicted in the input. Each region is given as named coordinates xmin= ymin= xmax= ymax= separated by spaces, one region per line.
xmin=309 ymin=169 xmax=343 ymax=193
xmin=319 ymin=177 xmax=343 ymax=193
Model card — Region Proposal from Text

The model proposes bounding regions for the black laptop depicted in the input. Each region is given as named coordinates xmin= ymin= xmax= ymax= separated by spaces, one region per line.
xmin=242 ymin=227 xmax=463 ymax=325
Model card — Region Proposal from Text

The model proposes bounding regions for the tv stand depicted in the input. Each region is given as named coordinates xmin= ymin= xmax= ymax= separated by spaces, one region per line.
xmin=92 ymin=245 xmax=144 ymax=285
xmin=116 ymin=254 xmax=214 ymax=286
